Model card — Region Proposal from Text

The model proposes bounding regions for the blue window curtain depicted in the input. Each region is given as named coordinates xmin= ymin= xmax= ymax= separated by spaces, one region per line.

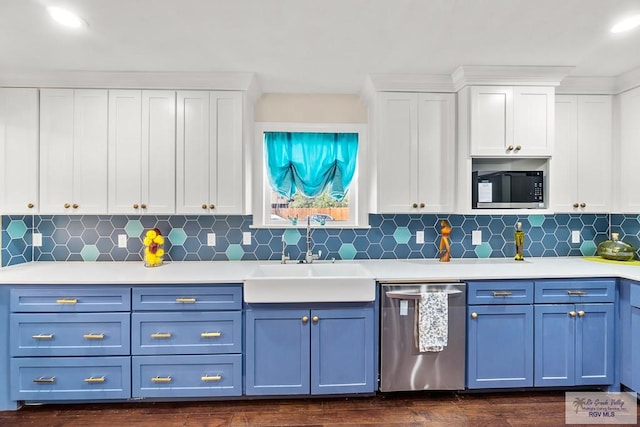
xmin=264 ymin=132 xmax=358 ymax=201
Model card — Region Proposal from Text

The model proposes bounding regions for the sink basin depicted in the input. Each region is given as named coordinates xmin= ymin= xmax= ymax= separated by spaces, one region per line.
xmin=244 ymin=262 xmax=375 ymax=303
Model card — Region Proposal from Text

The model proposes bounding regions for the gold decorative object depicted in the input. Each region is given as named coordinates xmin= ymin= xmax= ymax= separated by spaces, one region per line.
xmin=515 ymin=222 xmax=525 ymax=261
xmin=439 ymin=220 xmax=451 ymax=262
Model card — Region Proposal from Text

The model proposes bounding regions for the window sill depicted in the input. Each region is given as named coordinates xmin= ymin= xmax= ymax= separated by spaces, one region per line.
xmin=249 ymin=224 xmax=371 ymax=230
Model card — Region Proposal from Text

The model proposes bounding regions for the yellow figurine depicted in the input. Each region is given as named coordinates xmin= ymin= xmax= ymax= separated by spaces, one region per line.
xmin=439 ymin=219 xmax=451 ymax=262
xmin=514 ymin=222 xmax=525 ymax=261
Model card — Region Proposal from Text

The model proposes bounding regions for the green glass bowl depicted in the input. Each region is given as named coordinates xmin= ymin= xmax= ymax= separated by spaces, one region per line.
xmin=597 ymin=237 xmax=635 ymax=261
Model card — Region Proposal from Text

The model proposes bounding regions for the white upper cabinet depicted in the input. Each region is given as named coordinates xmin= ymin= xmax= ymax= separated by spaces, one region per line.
xmin=108 ymin=90 xmax=176 ymax=214
xmin=375 ymin=92 xmax=455 ymax=213
xmin=469 ymin=86 xmax=554 ymax=157
xmin=176 ymin=91 xmax=244 ymax=214
xmin=551 ymin=95 xmax=612 ymax=213
xmin=616 ymin=86 xmax=640 ymax=213
xmin=40 ymin=89 xmax=108 ymax=214
xmin=0 ymin=88 xmax=39 ymax=214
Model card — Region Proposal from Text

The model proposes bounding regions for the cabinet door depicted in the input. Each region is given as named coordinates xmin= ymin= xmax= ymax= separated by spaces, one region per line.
xmin=575 ymin=96 xmax=612 ymax=212
xmin=72 ymin=90 xmax=108 ymax=213
xmin=467 ymin=305 xmax=533 ymax=388
xmin=469 ymin=86 xmax=513 ymax=156
xmin=575 ymin=303 xmax=614 ymax=385
xmin=245 ymin=309 xmax=310 ymax=395
xmin=40 ymin=89 xmax=74 ymax=213
xmin=376 ymin=92 xmax=418 ymax=213
xmin=176 ymin=91 xmax=211 ymax=214
xmin=41 ymin=90 xmax=108 ymax=214
xmin=534 ymin=304 xmax=574 ymax=387
xmin=416 ymin=93 xmax=455 ymax=213
xmin=141 ymin=90 xmax=175 ymax=214
xmin=311 ymin=307 xmax=374 ymax=395
xmin=0 ymin=88 xmax=39 ymax=214
xmin=210 ymin=91 xmax=244 ymax=214
xmin=108 ymin=90 xmax=143 ymax=214
xmin=513 ymin=87 xmax=554 ymax=156
xmin=632 ymin=305 xmax=640 ymax=392
xmin=618 ymin=87 xmax=640 ymax=212
xmin=551 ymin=95 xmax=578 ymax=212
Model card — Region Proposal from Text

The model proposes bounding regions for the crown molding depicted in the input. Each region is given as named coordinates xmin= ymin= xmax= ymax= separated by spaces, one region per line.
xmin=364 ymin=73 xmax=455 ymax=93
xmin=452 ymin=65 xmax=575 ymax=91
xmin=555 ymin=76 xmax=618 ymax=95
xmin=0 ymin=70 xmax=261 ymax=94
xmin=615 ymin=66 xmax=640 ymax=94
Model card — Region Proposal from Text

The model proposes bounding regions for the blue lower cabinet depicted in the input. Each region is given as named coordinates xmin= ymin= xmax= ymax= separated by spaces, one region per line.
xmin=534 ymin=303 xmax=614 ymax=387
xmin=245 ymin=305 xmax=375 ymax=396
xmin=467 ymin=305 xmax=534 ymax=388
xmin=10 ymin=356 xmax=131 ymax=401
xmin=245 ymin=309 xmax=311 ymax=395
xmin=132 ymin=354 xmax=241 ymax=398
xmin=311 ymin=308 xmax=375 ymax=395
xmin=631 ymin=305 xmax=640 ymax=392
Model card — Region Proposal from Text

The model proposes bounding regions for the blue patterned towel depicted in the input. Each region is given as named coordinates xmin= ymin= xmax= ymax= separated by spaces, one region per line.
xmin=414 ymin=291 xmax=448 ymax=352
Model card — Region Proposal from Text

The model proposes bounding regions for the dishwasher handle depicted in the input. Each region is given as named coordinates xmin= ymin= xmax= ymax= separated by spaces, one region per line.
xmin=385 ymin=289 xmax=463 ymax=300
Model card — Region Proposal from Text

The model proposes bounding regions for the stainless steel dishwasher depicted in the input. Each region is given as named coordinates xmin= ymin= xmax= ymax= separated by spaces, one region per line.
xmin=380 ymin=281 xmax=466 ymax=391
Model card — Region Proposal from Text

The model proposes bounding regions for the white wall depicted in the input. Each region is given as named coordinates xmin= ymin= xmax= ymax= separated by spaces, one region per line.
xmin=254 ymin=94 xmax=367 ymax=123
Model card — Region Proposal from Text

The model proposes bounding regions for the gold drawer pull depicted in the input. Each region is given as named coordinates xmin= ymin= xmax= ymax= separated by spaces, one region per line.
xmin=176 ymin=297 xmax=196 ymax=303
xmin=201 ymin=375 xmax=222 ymax=382
xmin=32 ymin=334 xmax=54 ymax=340
xmin=33 ymin=377 xmax=56 ymax=384
xmin=567 ymin=290 xmax=588 ymax=296
xmin=151 ymin=376 xmax=172 ymax=383
xmin=492 ymin=291 xmax=513 ymax=297
xmin=151 ymin=333 xmax=172 ymax=339
xmin=83 ymin=333 xmax=105 ymax=340
xmin=84 ymin=376 xmax=106 ymax=383
xmin=201 ymin=332 xmax=221 ymax=338
xmin=56 ymin=299 xmax=78 ymax=304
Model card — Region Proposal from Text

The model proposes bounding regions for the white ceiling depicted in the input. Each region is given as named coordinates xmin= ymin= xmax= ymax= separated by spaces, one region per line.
xmin=2 ymin=0 xmax=640 ymax=93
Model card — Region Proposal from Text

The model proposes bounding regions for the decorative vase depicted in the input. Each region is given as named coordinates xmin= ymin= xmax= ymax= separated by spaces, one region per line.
xmin=597 ymin=233 xmax=635 ymax=261
xmin=143 ymin=228 xmax=165 ymax=267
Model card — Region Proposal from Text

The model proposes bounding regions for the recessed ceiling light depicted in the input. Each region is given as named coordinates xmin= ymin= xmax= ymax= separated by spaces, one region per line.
xmin=47 ymin=6 xmax=86 ymax=29
xmin=611 ymin=14 xmax=640 ymax=33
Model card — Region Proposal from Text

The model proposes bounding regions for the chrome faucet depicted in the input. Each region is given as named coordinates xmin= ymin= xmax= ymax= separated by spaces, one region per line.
xmin=281 ymin=235 xmax=290 ymax=264
xmin=304 ymin=216 xmax=321 ymax=263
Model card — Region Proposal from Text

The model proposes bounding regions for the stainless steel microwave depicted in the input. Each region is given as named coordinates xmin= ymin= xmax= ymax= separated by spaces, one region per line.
xmin=472 ymin=170 xmax=544 ymax=209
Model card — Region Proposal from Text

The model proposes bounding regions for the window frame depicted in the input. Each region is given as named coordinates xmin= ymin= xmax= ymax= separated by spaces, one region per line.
xmin=252 ymin=122 xmax=369 ymax=228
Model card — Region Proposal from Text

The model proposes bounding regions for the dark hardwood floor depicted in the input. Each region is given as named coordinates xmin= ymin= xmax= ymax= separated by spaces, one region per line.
xmin=2 ymin=391 xmax=633 ymax=427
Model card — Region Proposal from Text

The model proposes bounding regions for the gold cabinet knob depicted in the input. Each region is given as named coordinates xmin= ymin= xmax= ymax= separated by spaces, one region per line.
xmin=141 ymin=204 xmax=147 ymax=209
xmin=580 ymin=203 xmax=586 ymax=208
xmin=72 ymin=203 xmax=78 ymax=209
xmin=507 ymin=145 xmax=514 ymax=151
xmin=209 ymin=204 xmax=215 ymax=209
xmin=312 ymin=316 xmax=319 ymax=323
xmin=515 ymin=145 xmax=522 ymax=151
xmin=412 ymin=203 xmax=418 ymax=208
xmin=569 ymin=311 xmax=576 ymax=317
xmin=133 ymin=203 xmax=139 ymax=209
xmin=302 ymin=316 xmax=309 ymax=324
xmin=202 ymin=204 xmax=207 ymax=209
xmin=419 ymin=202 xmax=425 ymax=208
xmin=27 ymin=203 xmax=34 ymax=209
xmin=471 ymin=312 xmax=478 ymax=319
xmin=573 ymin=203 xmax=579 ymax=208
xmin=578 ymin=310 xmax=585 ymax=317
xmin=64 ymin=203 xmax=70 ymax=208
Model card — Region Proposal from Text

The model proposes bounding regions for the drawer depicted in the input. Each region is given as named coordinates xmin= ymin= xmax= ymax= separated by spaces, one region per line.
xmin=467 ymin=281 xmax=534 ymax=305
xmin=132 ymin=354 xmax=241 ymax=398
xmin=534 ymin=279 xmax=616 ymax=303
xmin=132 ymin=285 xmax=242 ymax=311
xmin=11 ymin=287 xmax=131 ymax=312
xmin=631 ymin=283 xmax=640 ymax=309
xmin=132 ymin=311 xmax=242 ymax=355
xmin=10 ymin=356 xmax=131 ymax=401
xmin=10 ymin=313 xmax=130 ymax=357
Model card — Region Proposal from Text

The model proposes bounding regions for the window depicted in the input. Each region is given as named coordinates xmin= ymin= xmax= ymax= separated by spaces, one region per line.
xmin=253 ymin=123 xmax=368 ymax=228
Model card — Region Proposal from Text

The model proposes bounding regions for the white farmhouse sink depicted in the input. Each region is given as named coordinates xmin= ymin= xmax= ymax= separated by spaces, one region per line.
xmin=243 ymin=262 xmax=376 ymax=303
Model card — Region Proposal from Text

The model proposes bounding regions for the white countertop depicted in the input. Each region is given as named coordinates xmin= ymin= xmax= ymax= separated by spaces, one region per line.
xmin=1 ymin=257 xmax=640 ymax=285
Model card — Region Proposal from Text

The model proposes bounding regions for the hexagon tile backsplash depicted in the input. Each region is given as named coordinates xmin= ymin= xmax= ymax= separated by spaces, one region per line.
xmin=2 ymin=213 xmax=639 ymax=268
